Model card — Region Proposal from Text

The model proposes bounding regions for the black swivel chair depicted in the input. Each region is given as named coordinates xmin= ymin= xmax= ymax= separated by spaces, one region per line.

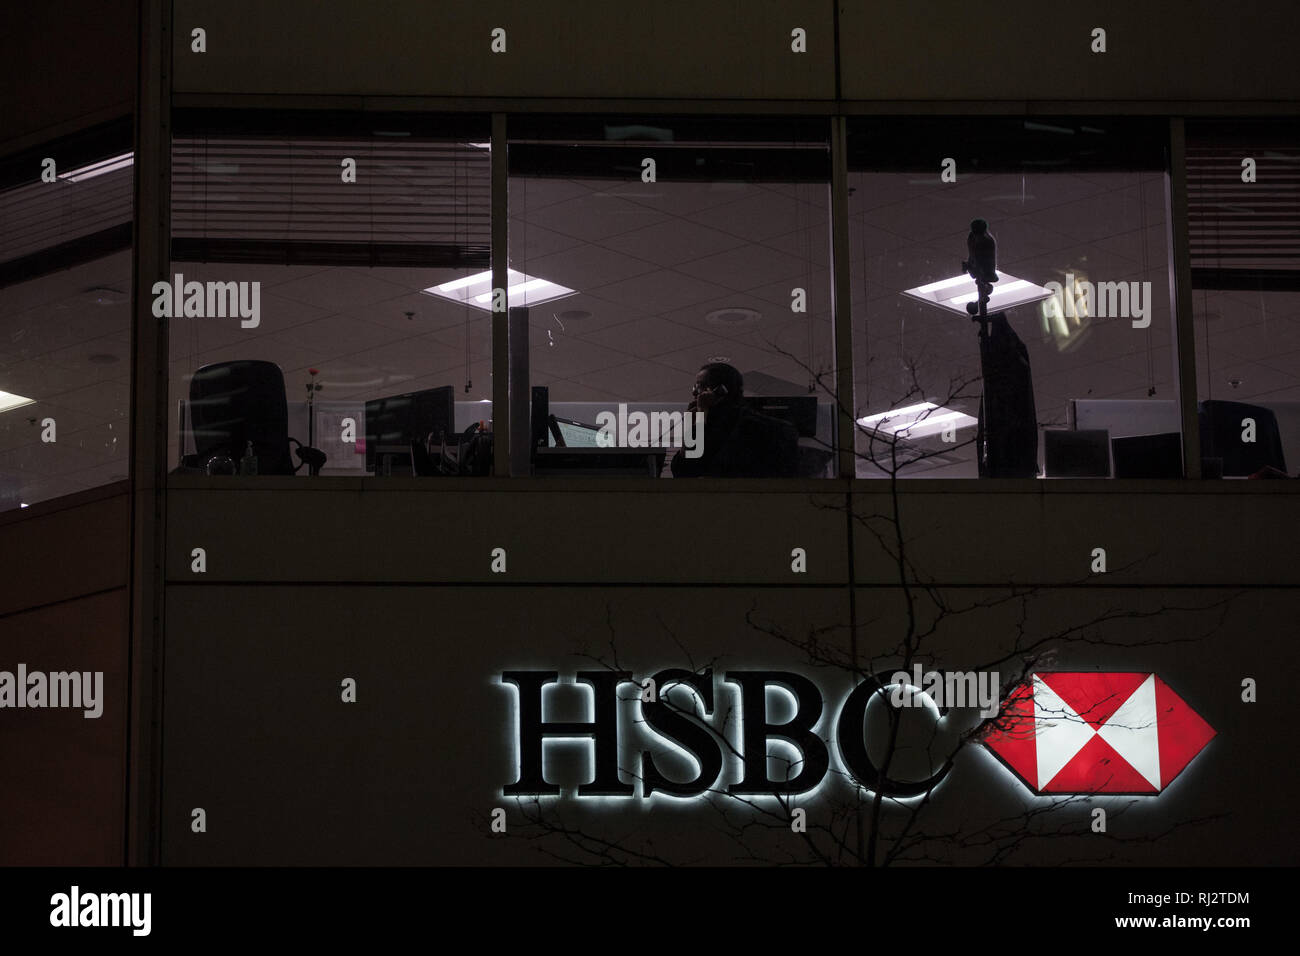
xmin=185 ymin=360 xmax=326 ymax=475
xmin=1198 ymin=400 xmax=1286 ymax=477
xmin=745 ymin=396 xmax=827 ymax=477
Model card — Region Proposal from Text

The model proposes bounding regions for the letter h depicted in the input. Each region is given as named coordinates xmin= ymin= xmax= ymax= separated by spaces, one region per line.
xmin=503 ymin=671 xmax=633 ymax=796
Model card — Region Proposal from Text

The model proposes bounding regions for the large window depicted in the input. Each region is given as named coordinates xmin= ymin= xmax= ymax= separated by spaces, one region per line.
xmin=508 ymin=116 xmax=836 ymax=478
xmin=848 ymin=118 xmax=1177 ymax=479
xmin=168 ymin=112 xmax=491 ymax=480
xmin=0 ymin=120 xmax=134 ymax=511
xmin=158 ymin=111 xmax=1300 ymax=486
xmin=1188 ymin=121 xmax=1300 ymax=478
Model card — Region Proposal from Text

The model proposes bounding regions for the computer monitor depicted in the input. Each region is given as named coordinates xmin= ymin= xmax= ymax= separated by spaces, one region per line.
xmin=548 ymin=416 xmax=603 ymax=448
xmin=1044 ymin=429 xmax=1111 ymax=478
xmin=746 ymin=396 xmax=818 ymax=438
xmin=364 ymin=385 xmax=455 ymax=473
xmin=1111 ymin=432 xmax=1183 ymax=479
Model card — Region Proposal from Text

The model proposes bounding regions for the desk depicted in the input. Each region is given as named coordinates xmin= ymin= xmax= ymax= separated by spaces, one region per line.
xmin=534 ymin=447 xmax=667 ymax=477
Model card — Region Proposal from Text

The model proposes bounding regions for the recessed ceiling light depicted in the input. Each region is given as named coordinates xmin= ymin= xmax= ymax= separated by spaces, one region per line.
xmin=857 ymin=401 xmax=977 ymax=440
xmin=707 ymin=355 xmax=731 ymax=364
xmin=58 ymin=152 xmax=134 ymax=182
xmin=0 ymin=390 xmax=36 ymax=414
xmin=705 ymin=307 xmax=762 ymax=328
xmin=422 ymin=269 xmax=576 ymax=312
xmin=84 ymin=286 xmax=127 ymax=306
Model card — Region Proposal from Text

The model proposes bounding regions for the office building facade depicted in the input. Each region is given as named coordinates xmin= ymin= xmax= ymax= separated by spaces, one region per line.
xmin=1 ymin=1 xmax=1297 ymax=865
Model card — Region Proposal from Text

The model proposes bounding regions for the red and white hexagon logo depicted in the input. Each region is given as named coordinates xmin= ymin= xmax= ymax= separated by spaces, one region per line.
xmin=982 ymin=673 xmax=1216 ymax=794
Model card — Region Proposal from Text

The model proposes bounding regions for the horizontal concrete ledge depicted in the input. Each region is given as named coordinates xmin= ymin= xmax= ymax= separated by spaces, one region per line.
xmin=166 ymin=475 xmax=1300 ymax=495
xmin=170 ymin=93 xmax=1300 ymax=116
xmin=171 ymin=94 xmax=842 ymax=114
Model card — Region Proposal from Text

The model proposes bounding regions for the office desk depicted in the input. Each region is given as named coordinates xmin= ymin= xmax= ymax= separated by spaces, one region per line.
xmin=534 ymin=447 xmax=667 ymax=477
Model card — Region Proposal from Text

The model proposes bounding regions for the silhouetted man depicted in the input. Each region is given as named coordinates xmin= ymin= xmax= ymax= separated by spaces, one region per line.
xmin=670 ymin=363 xmax=798 ymax=478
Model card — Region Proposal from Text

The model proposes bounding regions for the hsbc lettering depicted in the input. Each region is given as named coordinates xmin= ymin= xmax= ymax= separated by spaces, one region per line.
xmin=502 ymin=669 xmax=951 ymax=799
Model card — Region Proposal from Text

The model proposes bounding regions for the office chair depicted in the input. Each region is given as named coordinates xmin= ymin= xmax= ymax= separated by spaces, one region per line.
xmin=185 ymin=360 xmax=326 ymax=475
xmin=1198 ymin=400 xmax=1286 ymax=477
xmin=796 ymin=446 xmax=835 ymax=478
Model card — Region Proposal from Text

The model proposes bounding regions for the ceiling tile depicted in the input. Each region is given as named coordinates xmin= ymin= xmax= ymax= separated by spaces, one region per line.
xmin=600 ymin=218 xmax=744 ymax=268
xmin=528 ymin=241 xmax=658 ymax=290
xmin=589 ymin=269 xmax=735 ymax=314
xmin=674 ymin=242 xmax=809 ymax=293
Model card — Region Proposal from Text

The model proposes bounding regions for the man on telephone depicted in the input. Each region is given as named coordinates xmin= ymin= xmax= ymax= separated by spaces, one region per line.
xmin=670 ymin=362 xmax=797 ymax=478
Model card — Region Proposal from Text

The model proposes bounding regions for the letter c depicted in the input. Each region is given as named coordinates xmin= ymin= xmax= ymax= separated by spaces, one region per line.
xmin=836 ymin=672 xmax=953 ymax=798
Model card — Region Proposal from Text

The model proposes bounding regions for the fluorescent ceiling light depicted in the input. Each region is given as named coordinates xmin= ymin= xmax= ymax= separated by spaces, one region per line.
xmin=58 ymin=152 xmax=134 ymax=182
xmin=913 ymin=275 xmax=972 ymax=295
xmin=422 ymin=269 xmax=576 ymax=311
xmin=903 ymin=272 xmax=1053 ymax=316
xmin=434 ymin=273 xmax=485 ymax=293
xmin=944 ymin=279 xmax=1034 ymax=310
xmin=857 ymin=401 xmax=936 ymax=428
xmin=857 ymin=401 xmax=977 ymax=440
xmin=0 ymin=390 xmax=36 ymax=414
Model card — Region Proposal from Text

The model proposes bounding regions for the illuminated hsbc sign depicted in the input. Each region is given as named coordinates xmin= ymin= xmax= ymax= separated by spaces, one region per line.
xmin=501 ymin=669 xmax=1215 ymax=799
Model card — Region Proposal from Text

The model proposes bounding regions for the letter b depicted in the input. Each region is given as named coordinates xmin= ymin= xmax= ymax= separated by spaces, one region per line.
xmin=725 ymin=671 xmax=828 ymax=795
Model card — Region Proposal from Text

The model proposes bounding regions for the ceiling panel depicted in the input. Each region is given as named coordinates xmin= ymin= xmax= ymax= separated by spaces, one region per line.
xmin=0 ymin=166 xmax=133 ymax=265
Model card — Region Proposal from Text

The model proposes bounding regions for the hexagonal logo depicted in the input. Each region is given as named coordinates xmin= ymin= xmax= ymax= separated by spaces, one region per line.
xmin=982 ymin=673 xmax=1216 ymax=795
